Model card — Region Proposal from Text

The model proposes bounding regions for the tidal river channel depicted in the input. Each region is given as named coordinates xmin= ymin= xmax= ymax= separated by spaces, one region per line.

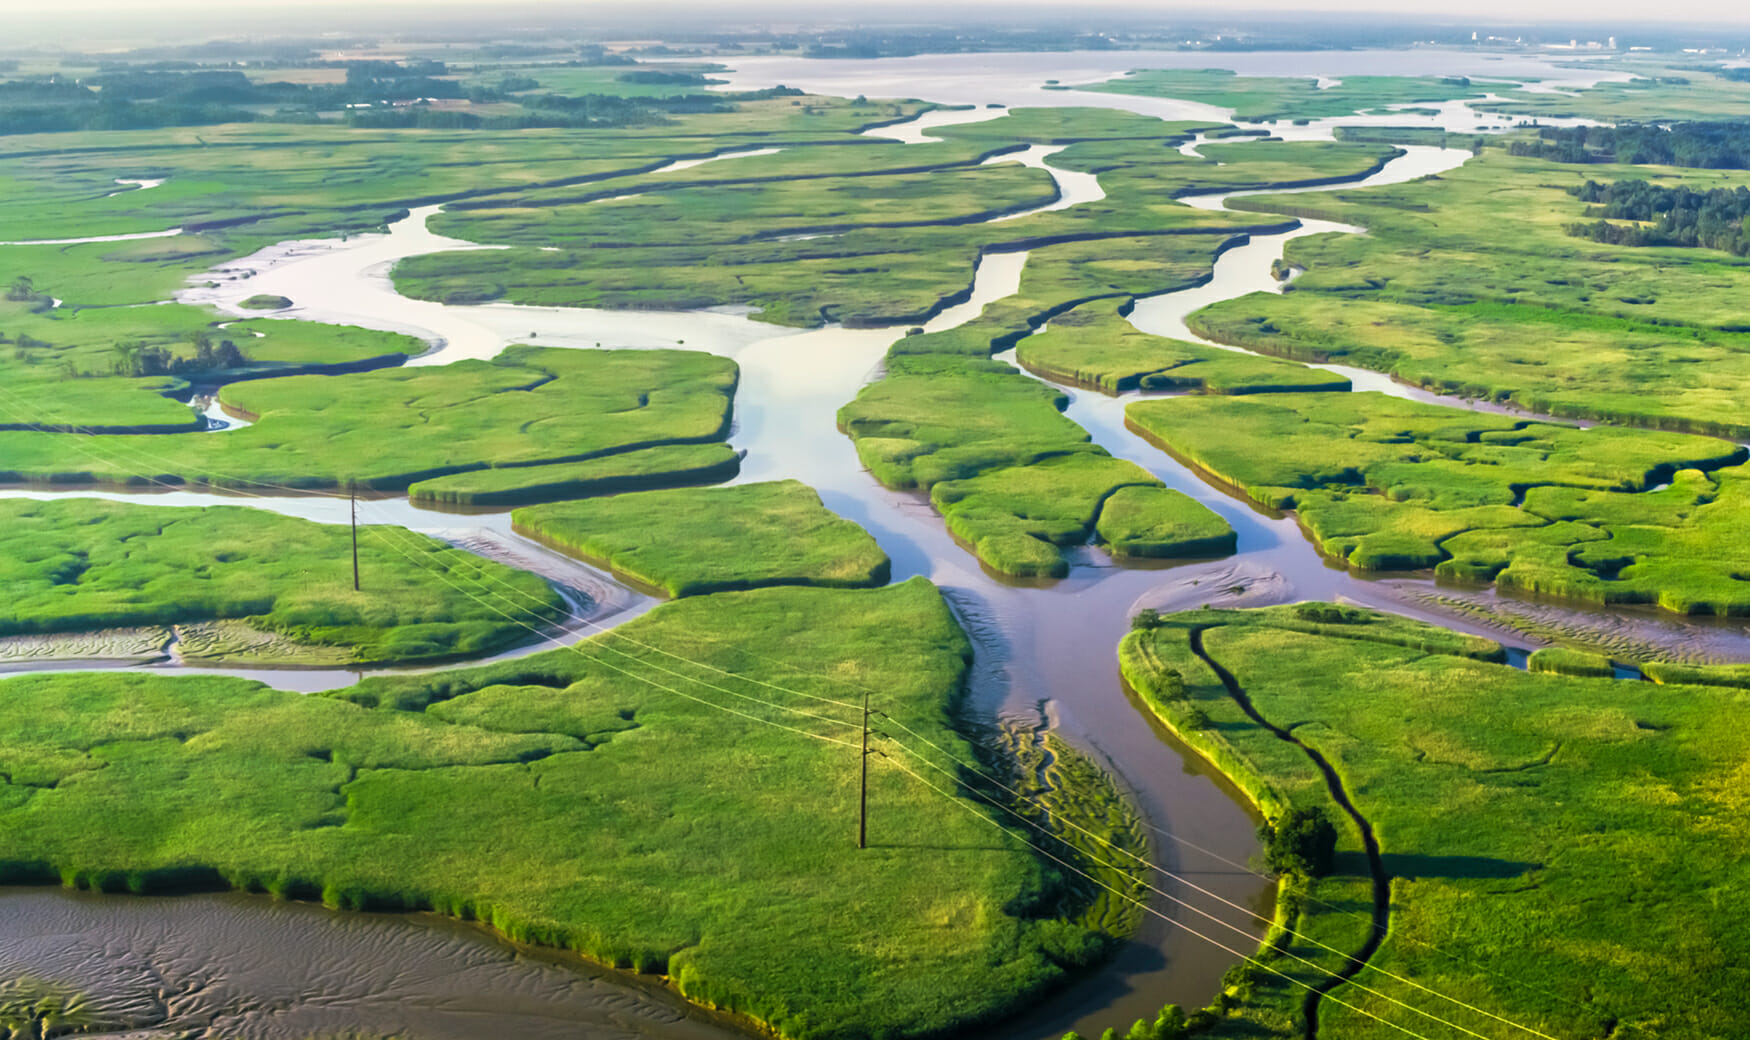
xmin=3 ymin=50 xmax=1744 ymax=1040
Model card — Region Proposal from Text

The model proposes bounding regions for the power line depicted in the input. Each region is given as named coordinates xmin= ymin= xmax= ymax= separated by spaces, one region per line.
xmin=882 ymin=755 xmax=1450 ymax=1040
xmin=0 ymin=385 xmax=1563 ymax=1036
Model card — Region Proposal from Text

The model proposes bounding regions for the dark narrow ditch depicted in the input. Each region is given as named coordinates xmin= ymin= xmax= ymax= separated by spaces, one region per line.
xmin=1186 ymin=625 xmax=1390 ymax=1039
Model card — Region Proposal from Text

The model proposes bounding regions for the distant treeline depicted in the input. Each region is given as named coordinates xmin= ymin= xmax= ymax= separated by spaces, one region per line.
xmin=347 ymin=87 xmax=798 ymax=130
xmin=1509 ymin=121 xmax=1750 ymax=169
xmin=0 ymin=59 xmax=797 ymax=135
xmin=1566 ymin=178 xmax=1750 ymax=256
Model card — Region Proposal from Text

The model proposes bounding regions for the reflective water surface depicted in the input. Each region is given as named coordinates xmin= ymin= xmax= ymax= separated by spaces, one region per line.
xmin=4 ymin=48 xmax=1736 ymax=1040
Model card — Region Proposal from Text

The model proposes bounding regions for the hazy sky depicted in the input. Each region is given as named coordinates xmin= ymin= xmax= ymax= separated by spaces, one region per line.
xmin=25 ymin=0 xmax=1750 ymax=19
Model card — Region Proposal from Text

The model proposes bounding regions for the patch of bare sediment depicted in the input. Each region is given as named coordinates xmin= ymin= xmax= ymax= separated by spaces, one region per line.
xmin=1407 ymin=588 xmax=1750 ymax=665
xmin=443 ymin=528 xmax=660 ymax=632
xmin=171 ymin=621 xmax=357 ymax=667
xmin=1130 ymin=560 xmax=1296 ymax=614
xmin=0 ymin=889 xmax=730 ymax=1040
xmin=0 ymin=627 xmax=172 ymax=667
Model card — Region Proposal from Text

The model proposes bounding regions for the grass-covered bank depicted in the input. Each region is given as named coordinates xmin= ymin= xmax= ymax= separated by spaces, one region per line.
xmin=0 ymin=497 xmax=564 ymax=664
xmin=0 ymin=580 xmax=1145 ymax=1040
xmin=1196 ymin=151 xmax=1750 ymax=439
xmin=408 ymin=443 xmax=742 ymax=508
xmin=1127 ymin=391 xmax=1750 ymax=615
xmin=839 ymin=353 xmax=1235 ymax=578
xmin=394 ymin=128 xmax=1394 ymax=330
xmin=1119 ymin=603 xmax=1750 ymax=1039
xmin=1079 ymin=69 xmax=1485 ymax=123
xmin=0 ymin=294 xmax=425 ymax=432
xmin=0 ymin=347 xmax=736 ymax=490
xmin=513 ymin=480 xmax=891 ymax=597
xmin=1014 ymin=299 xmax=1349 ymax=396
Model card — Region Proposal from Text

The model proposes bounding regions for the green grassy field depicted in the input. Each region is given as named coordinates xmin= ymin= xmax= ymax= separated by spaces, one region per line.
xmin=0 ymin=497 xmax=562 ymax=663
xmin=0 ymin=580 xmax=1145 ymax=1040
xmin=408 ymin=443 xmax=742 ymax=508
xmin=1197 ymin=150 xmax=1750 ymax=437
xmin=1053 ymin=139 xmax=1403 ymax=195
xmin=1094 ymin=486 xmax=1238 ymax=559
xmin=0 ymin=346 xmax=736 ymax=490
xmin=393 ymin=130 xmax=1385 ymax=328
xmin=513 ymin=480 xmax=891 ymax=596
xmin=1478 ymin=64 xmax=1750 ymax=121
xmin=1016 ymin=299 xmax=1350 ymax=394
xmin=429 ymin=164 xmax=1061 ymax=250
xmin=1079 ymin=68 xmax=1485 ymax=122
xmin=1119 ymin=604 xmax=1750 ymax=1039
xmin=839 ymin=353 xmax=1235 ymax=577
xmin=928 ymin=107 xmax=1225 ymax=145
xmin=1126 ymin=392 xmax=1750 ymax=614
xmin=0 ymin=297 xmax=424 ymax=430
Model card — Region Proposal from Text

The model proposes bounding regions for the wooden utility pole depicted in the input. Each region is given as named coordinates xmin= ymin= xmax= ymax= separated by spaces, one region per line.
xmin=350 ymin=488 xmax=361 ymax=592
xmin=859 ymin=689 xmax=872 ymax=849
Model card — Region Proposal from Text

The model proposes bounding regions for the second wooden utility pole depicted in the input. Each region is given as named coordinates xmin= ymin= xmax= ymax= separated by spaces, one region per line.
xmin=350 ymin=489 xmax=360 ymax=592
xmin=859 ymin=689 xmax=871 ymax=849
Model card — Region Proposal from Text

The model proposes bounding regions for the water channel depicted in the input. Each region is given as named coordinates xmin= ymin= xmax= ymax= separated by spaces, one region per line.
xmin=3 ymin=50 xmax=1743 ymax=1040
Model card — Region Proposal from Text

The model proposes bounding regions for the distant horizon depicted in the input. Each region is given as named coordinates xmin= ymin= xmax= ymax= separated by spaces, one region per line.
xmin=12 ymin=1 xmax=1750 ymax=58
xmin=16 ymin=0 xmax=1750 ymax=27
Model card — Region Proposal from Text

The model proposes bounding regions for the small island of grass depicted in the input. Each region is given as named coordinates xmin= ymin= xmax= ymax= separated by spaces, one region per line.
xmin=0 ymin=497 xmax=564 ymax=665
xmin=513 ymin=480 xmax=890 ymax=597
xmin=238 ymin=294 xmax=293 ymax=310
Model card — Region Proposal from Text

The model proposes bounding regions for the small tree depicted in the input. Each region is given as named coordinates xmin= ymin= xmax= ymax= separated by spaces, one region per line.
xmin=1131 ymin=608 xmax=1162 ymax=631
xmin=1262 ymin=805 xmax=1339 ymax=879
xmin=7 ymin=275 xmax=35 ymax=301
xmin=1154 ymin=1005 xmax=1188 ymax=1040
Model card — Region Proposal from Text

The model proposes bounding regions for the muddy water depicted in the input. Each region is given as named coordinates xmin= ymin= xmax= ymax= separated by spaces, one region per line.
xmin=710 ymin=49 xmax=1629 ymax=139
xmin=4 ymin=236 xmax=1275 ymax=1040
xmin=0 ymin=886 xmax=737 ymax=1040
xmin=1126 ymin=145 xmax=1510 ymax=407
xmin=175 ymin=206 xmax=788 ymax=367
xmin=3 ymin=51 xmax=1733 ymax=1040
xmin=982 ymin=144 xmax=1106 ymax=221
xmin=1127 ymin=144 xmax=1607 ymax=419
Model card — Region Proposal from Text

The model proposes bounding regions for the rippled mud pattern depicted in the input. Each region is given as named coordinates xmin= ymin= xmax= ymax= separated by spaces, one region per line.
xmin=1411 ymin=589 xmax=1750 ymax=664
xmin=0 ymin=627 xmax=170 ymax=666
xmin=172 ymin=620 xmax=357 ymax=666
xmin=0 ymin=889 xmax=736 ymax=1040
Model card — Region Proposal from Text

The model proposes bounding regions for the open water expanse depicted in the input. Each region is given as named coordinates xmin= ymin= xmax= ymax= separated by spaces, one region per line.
xmin=2 ymin=47 xmax=1743 ymax=1040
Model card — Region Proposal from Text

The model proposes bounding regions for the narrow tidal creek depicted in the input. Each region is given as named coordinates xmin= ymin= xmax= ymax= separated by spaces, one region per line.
xmin=3 ymin=77 xmax=1740 ymax=1040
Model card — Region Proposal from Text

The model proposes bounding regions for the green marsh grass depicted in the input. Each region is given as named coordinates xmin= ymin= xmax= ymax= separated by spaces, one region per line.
xmin=408 ymin=443 xmax=741 ymax=508
xmin=1094 ymin=486 xmax=1237 ymax=559
xmin=0 ymin=581 xmax=1145 ymax=1040
xmin=1121 ymin=604 xmax=1750 ymax=1039
xmin=513 ymin=480 xmax=890 ymax=597
xmin=1080 ymin=69 xmax=1484 ymax=122
xmin=1526 ymin=647 xmax=1617 ymax=677
xmin=1016 ymin=299 xmax=1349 ymax=395
xmin=1202 ymin=152 xmax=1750 ymax=437
xmin=0 ymin=297 xmax=423 ymax=430
xmin=0 ymin=346 xmax=736 ymax=489
xmin=0 ymin=497 xmax=562 ymax=663
xmin=841 ymin=354 xmax=1234 ymax=577
xmin=1126 ymin=392 xmax=1750 ymax=614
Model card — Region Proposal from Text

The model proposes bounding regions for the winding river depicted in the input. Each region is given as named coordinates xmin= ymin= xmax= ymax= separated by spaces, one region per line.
xmin=4 ymin=49 xmax=1744 ymax=1040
